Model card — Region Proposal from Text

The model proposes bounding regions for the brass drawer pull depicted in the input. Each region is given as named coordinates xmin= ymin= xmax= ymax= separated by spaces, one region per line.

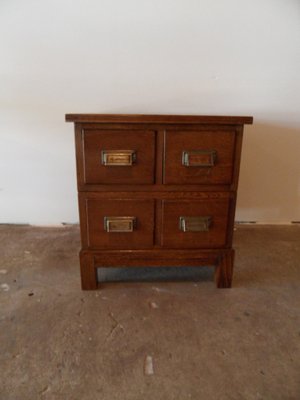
xmin=179 ymin=216 xmax=212 ymax=232
xmin=101 ymin=150 xmax=137 ymax=166
xmin=182 ymin=150 xmax=217 ymax=167
xmin=104 ymin=216 xmax=137 ymax=232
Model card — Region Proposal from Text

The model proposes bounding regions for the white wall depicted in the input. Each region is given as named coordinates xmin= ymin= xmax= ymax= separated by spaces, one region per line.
xmin=0 ymin=0 xmax=299 ymax=224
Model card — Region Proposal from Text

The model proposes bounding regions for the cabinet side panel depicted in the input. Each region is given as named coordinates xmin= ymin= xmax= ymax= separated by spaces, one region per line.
xmin=78 ymin=194 xmax=89 ymax=248
xmin=230 ymin=125 xmax=244 ymax=191
xmin=74 ymin=123 xmax=85 ymax=188
xmin=226 ymin=195 xmax=237 ymax=247
xmin=155 ymin=130 xmax=164 ymax=184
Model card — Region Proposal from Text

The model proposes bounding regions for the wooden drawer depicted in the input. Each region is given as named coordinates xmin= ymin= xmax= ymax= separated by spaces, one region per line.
xmin=85 ymin=198 xmax=155 ymax=249
xmin=83 ymin=130 xmax=155 ymax=184
xmin=161 ymin=198 xmax=230 ymax=248
xmin=164 ymin=130 xmax=235 ymax=185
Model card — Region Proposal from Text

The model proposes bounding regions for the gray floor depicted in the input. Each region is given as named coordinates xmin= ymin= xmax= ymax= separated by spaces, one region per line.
xmin=0 ymin=224 xmax=299 ymax=400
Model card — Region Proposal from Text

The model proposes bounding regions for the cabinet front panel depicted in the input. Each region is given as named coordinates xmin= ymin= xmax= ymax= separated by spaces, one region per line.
xmin=161 ymin=199 xmax=230 ymax=248
xmin=86 ymin=199 xmax=155 ymax=249
xmin=164 ymin=130 xmax=235 ymax=184
xmin=83 ymin=130 xmax=155 ymax=184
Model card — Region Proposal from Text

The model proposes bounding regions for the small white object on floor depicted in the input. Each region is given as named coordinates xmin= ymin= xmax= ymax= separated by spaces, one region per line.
xmin=151 ymin=286 xmax=174 ymax=294
xmin=0 ymin=269 xmax=7 ymax=274
xmin=144 ymin=355 xmax=154 ymax=375
xmin=0 ymin=283 xmax=10 ymax=291
xmin=149 ymin=301 xmax=159 ymax=309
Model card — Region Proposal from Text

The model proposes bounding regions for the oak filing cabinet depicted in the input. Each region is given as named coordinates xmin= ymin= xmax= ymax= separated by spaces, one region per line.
xmin=66 ymin=114 xmax=253 ymax=290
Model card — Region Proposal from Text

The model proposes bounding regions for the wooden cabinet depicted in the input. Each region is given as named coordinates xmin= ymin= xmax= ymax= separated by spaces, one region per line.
xmin=66 ymin=114 xmax=253 ymax=289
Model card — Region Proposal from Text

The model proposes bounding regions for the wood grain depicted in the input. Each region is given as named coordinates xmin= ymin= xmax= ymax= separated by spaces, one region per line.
xmin=77 ymin=184 xmax=232 ymax=192
xmin=79 ymin=191 xmax=232 ymax=200
xmin=66 ymin=114 xmax=253 ymax=125
xmin=214 ymin=249 xmax=235 ymax=288
xmin=161 ymin=199 xmax=230 ymax=249
xmin=82 ymin=129 xmax=155 ymax=184
xmin=85 ymin=198 xmax=155 ymax=249
xmin=79 ymin=250 xmax=97 ymax=290
xmin=93 ymin=249 xmax=219 ymax=267
xmin=164 ymin=129 xmax=236 ymax=185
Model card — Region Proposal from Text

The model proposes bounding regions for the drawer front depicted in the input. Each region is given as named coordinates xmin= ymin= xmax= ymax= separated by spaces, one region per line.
xmin=161 ymin=199 xmax=230 ymax=248
xmin=164 ymin=130 xmax=235 ymax=184
xmin=86 ymin=199 xmax=154 ymax=249
xmin=83 ymin=130 xmax=155 ymax=184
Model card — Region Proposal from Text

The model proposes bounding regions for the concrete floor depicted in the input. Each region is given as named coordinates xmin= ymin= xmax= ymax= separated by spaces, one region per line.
xmin=0 ymin=225 xmax=299 ymax=400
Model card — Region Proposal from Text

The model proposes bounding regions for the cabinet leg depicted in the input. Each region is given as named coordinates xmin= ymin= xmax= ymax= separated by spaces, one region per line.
xmin=215 ymin=249 xmax=234 ymax=288
xmin=79 ymin=251 xmax=98 ymax=290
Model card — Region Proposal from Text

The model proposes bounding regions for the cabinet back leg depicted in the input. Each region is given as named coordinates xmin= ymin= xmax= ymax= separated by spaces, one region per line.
xmin=215 ymin=249 xmax=234 ymax=288
xmin=79 ymin=251 xmax=98 ymax=290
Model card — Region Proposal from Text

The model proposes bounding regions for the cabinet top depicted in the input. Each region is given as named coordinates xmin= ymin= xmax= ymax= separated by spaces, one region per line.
xmin=65 ymin=114 xmax=253 ymax=125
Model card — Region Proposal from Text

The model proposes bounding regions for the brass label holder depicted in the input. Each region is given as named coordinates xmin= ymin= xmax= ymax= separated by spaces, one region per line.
xmin=179 ymin=216 xmax=212 ymax=232
xmin=104 ymin=216 xmax=137 ymax=233
xmin=182 ymin=150 xmax=217 ymax=167
xmin=101 ymin=150 xmax=137 ymax=166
